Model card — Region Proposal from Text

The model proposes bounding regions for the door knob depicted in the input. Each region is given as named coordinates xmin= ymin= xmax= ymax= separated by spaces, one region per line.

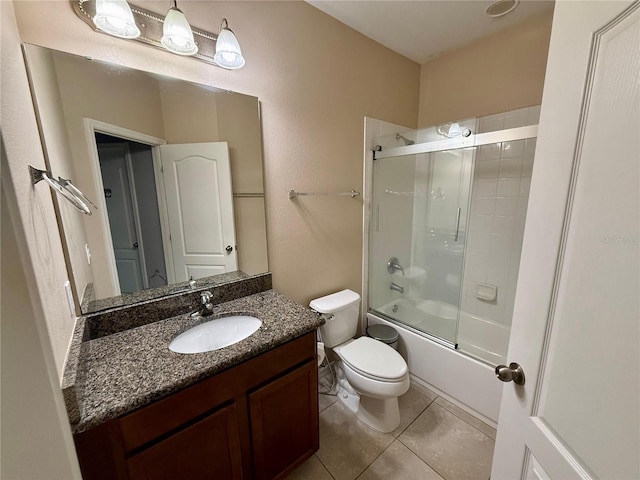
xmin=495 ymin=362 xmax=525 ymax=385
xmin=225 ymin=245 xmax=233 ymax=253
xmin=133 ymin=242 xmax=139 ymax=248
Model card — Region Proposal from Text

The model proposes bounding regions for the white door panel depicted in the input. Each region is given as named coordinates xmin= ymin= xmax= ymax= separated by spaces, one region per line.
xmin=492 ymin=2 xmax=639 ymax=479
xmin=159 ymin=142 xmax=237 ymax=282
xmin=184 ymin=265 xmax=227 ymax=281
xmin=115 ymin=257 xmax=144 ymax=293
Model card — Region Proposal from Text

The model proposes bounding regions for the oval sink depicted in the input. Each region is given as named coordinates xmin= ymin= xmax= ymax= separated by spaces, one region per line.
xmin=170 ymin=315 xmax=262 ymax=354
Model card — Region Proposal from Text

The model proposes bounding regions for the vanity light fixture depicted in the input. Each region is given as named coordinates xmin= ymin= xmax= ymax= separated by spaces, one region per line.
xmin=92 ymin=0 xmax=140 ymax=38
xmin=72 ymin=0 xmax=245 ymax=68
xmin=161 ymin=0 xmax=198 ymax=56
xmin=214 ymin=19 xmax=245 ymax=70
xmin=436 ymin=122 xmax=472 ymax=138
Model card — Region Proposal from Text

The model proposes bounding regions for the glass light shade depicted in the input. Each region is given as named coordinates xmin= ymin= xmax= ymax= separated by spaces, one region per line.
xmin=93 ymin=0 xmax=140 ymax=39
xmin=161 ymin=7 xmax=198 ymax=56
xmin=448 ymin=122 xmax=462 ymax=137
xmin=214 ymin=27 xmax=245 ymax=69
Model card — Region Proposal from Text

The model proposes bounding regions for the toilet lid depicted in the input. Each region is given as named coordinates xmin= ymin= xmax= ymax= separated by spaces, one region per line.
xmin=339 ymin=337 xmax=407 ymax=381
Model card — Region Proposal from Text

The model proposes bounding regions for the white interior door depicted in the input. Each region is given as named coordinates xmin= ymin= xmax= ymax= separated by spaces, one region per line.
xmin=99 ymin=143 xmax=145 ymax=293
xmin=492 ymin=2 xmax=639 ymax=479
xmin=159 ymin=142 xmax=237 ymax=282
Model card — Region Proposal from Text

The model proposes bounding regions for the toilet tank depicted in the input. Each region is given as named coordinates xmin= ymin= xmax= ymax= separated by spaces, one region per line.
xmin=310 ymin=290 xmax=361 ymax=348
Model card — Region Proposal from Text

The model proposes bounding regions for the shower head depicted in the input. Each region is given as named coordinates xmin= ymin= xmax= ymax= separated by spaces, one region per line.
xmin=396 ymin=133 xmax=415 ymax=146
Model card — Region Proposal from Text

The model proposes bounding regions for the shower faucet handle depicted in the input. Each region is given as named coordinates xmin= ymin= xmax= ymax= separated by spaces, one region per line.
xmin=387 ymin=257 xmax=405 ymax=276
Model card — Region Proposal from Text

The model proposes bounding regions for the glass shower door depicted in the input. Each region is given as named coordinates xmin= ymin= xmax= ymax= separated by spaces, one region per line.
xmin=368 ymin=146 xmax=473 ymax=347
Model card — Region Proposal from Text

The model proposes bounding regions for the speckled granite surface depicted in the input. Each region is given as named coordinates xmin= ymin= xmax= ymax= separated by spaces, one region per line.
xmin=68 ymin=289 xmax=322 ymax=434
xmin=61 ymin=317 xmax=87 ymax=425
xmin=85 ymin=273 xmax=272 ymax=339
xmin=81 ymin=271 xmax=251 ymax=314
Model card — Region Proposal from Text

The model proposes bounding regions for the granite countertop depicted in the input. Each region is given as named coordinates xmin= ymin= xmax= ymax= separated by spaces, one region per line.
xmin=81 ymin=271 xmax=250 ymax=314
xmin=70 ymin=289 xmax=323 ymax=434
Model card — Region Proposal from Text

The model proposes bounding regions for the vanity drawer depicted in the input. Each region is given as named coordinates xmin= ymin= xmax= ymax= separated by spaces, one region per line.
xmin=126 ymin=403 xmax=243 ymax=480
xmin=118 ymin=332 xmax=316 ymax=453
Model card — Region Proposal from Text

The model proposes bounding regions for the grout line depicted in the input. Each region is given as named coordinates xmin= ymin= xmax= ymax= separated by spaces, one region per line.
xmin=352 ymin=438 xmax=393 ymax=480
xmin=431 ymin=398 xmax=495 ymax=440
xmin=393 ymin=394 xmax=437 ymax=438
xmin=403 ymin=442 xmax=446 ymax=480
xmin=396 ymin=436 xmax=449 ymax=480
xmin=312 ymin=453 xmax=336 ymax=479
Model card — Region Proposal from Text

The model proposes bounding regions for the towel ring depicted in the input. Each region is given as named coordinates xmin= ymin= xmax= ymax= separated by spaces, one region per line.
xmin=29 ymin=166 xmax=92 ymax=215
xmin=58 ymin=177 xmax=98 ymax=210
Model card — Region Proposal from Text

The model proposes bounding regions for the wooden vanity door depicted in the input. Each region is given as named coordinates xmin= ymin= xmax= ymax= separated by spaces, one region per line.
xmin=249 ymin=360 xmax=319 ymax=480
xmin=126 ymin=403 xmax=243 ymax=480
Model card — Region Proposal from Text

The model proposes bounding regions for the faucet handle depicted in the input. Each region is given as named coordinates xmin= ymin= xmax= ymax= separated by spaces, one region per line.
xmin=387 ymin=257 xmax=405 ymax=275
xmin=200 ymin=290 xmax=214 ymax=304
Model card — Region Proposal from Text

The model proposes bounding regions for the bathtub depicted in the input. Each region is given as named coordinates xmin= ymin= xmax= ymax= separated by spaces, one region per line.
xmin=457 ymin=312 xmax=510 ymax=366
xmin=375 ymin=298 xmax=457 ymax=343
xmin=367 ymin=306 xmax=504 ymax=425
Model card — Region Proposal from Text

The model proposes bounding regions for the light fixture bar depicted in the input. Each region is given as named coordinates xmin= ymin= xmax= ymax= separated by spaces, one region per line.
xmin=72 ymin=0 xmax=224 ymax=67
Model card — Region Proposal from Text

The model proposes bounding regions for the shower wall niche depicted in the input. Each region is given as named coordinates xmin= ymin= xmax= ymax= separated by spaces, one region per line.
xmin=364 ymin=106 xmax=540 ymax=366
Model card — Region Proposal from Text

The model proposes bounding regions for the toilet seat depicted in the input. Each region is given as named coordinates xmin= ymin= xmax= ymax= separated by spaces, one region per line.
xmin=336 ymin=337 xmax=407 ymax=382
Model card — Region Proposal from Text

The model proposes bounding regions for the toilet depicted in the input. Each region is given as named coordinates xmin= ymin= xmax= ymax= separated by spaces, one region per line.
xmin=310 ymin=289 xmax=410 ymax=433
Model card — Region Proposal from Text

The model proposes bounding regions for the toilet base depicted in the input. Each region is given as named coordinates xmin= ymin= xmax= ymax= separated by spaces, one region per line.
xmin=356 ymin=395 xmax=401 ymax=433
xmin=333 ymin=361 xmax=405 ymax=433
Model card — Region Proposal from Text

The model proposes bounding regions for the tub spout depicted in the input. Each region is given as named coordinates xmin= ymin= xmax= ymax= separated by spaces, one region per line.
xmin=390 ymin=282 xmax=404 ymax=294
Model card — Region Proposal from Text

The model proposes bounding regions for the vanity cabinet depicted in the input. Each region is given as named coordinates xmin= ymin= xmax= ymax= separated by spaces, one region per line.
xmin=127 ymin=404 xmax=244 ymax=479
xmin=74 ymin=332 xmax=318 ymax=480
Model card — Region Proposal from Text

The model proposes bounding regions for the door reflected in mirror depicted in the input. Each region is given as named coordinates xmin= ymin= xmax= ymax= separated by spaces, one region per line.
xmin=23 ymin=44 xmax=268 ymax=312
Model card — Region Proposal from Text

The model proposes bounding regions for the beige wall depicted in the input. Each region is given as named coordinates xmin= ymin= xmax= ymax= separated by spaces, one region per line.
xmin=1 ymin=160 xmax=81 ymax=479
xmin=418 ymin=10 xmax=553 ymax=128
xmin=216 ymin=92 xmax=269 ymax=274
xmin=1 ymin=1 xmax=78 ymax=378
xmin=6 ymin=0 xmax=420 ymax=375
xmin=24 ymin=46 xmax=94 ymax=302
xmin=159 ymin=81 xmax=219 ymax=143
xmin=0 ymin=3 xmax=81 ymax=475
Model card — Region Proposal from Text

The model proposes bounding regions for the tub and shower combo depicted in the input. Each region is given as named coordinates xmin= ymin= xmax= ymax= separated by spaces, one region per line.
xmin=363 ymin=108 xmax=539 ymax=425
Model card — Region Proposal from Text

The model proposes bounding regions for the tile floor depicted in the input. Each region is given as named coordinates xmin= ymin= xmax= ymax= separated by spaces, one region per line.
xmin=287 ymin=383 xmax=496 ymax=480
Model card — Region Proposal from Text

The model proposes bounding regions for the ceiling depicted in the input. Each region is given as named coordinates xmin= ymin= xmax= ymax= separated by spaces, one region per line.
xmin=306 ymin=0 xmax=555 ymax=64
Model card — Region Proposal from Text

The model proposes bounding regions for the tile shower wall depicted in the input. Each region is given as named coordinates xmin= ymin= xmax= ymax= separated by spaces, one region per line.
xmin=460 ymin=106 xmax=540 ymax=328
xmin=410 ymin=149 xmax=473 ymax=307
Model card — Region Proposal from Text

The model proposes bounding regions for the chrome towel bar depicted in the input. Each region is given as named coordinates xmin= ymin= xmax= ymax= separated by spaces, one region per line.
xmin=288 ymin=189 xmax=360 ymax=199
xmin=233 ymin=192 xmax=265 ymax=198
xmin=384 ymin=189 xmax=428 ymax=196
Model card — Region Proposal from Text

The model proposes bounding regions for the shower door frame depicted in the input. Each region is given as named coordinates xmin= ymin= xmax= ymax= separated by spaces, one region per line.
xmin=362 ymin=123 xmax=539 ymax=350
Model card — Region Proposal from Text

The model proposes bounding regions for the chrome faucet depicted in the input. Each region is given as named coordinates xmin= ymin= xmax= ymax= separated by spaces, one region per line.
xmin=190 ymin=290 xmax=215 ymax=317
xmin=387 ymin=257 xmax=405 ymax=276
xmin=390 ymin=282 xmax=404 ymax=294
xmin=172 ymin=278 xmax=198 ymax=295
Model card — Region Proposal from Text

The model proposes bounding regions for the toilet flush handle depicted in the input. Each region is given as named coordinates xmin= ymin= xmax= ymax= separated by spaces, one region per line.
xmin=495 ymin=362 xmax=525 ymax=385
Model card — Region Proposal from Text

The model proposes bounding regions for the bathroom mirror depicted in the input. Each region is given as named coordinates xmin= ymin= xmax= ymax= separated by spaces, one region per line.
xmin=23 ymin=44 xmax=268 ymax=314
